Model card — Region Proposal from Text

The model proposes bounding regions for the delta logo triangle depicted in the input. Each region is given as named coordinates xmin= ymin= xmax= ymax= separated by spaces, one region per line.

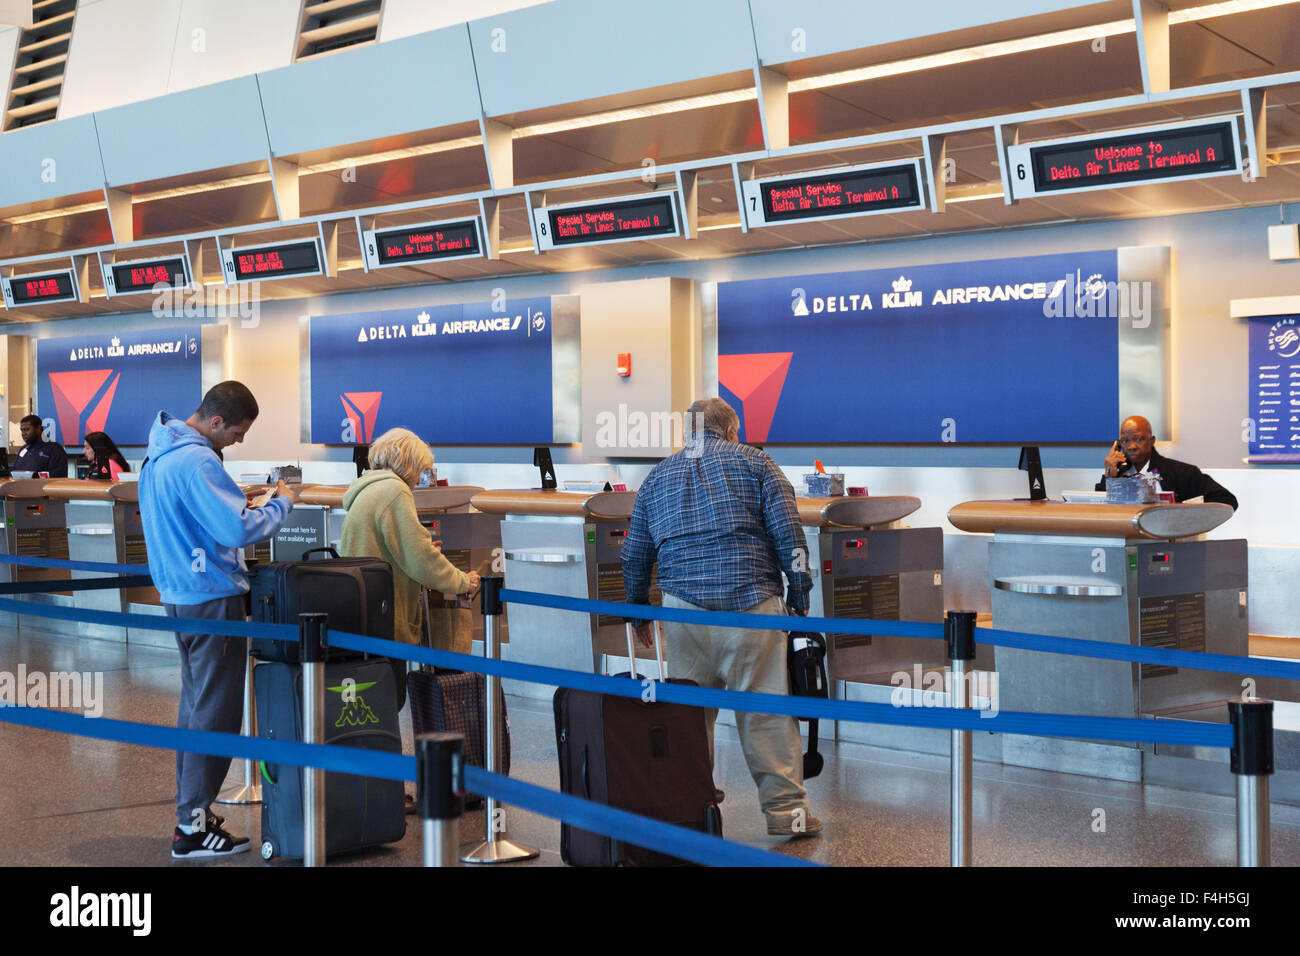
xmin=716 ymin=352 xmax=794 ymax=443
xmin=357 ymin=328 xmax=368 ymax=343
xmin=49 ymin=369 xmax=120 ymax=444
xmin=340 ymin=392 xmax=382 ymax=444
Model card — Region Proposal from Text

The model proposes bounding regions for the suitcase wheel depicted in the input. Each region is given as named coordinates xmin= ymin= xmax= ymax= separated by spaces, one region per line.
xmin=260 ymin=840 xmax=276 ymax=861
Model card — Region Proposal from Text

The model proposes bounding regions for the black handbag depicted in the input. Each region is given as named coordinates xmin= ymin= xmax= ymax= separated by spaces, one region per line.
xmin=787 ymin=629 xmax=828 ymax=779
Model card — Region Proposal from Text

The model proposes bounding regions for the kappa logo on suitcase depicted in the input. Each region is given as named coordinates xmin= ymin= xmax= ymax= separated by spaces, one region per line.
xmin=553 ymin=622 xmax=721 ymax=867
xmin=255 ymin=658 xmax=406 ymax=861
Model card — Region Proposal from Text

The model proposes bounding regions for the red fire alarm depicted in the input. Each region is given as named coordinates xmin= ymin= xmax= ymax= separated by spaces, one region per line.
xmin=617 ymin=353 xmax=631 ymax=377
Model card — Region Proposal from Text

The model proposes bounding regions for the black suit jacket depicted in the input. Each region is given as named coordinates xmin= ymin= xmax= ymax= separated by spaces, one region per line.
xmin=1094 ymin=449 xmax=1237 ymax=510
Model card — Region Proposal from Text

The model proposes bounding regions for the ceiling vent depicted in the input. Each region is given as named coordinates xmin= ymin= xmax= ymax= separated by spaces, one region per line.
xmin=296 ymin=0 xmax=383 ymax=62
xmin=5 ymin=0 xmax=77 ymax=131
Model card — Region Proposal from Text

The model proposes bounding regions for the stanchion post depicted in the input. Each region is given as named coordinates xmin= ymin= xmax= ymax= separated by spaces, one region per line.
xmin=461 ymin=576 xmax=538 ymax=864
xmin=945 ymin=610 xmax=976 ymax=868
xmin=1229 ymin=698 xmax=1273 ymax=867
xmin=216 ymin=638 xmax=261 ymax=804
xmin=300 ymin=612 xmax=327 ymax=868
xmin=418 ymin=732 xmax=465 ymax=866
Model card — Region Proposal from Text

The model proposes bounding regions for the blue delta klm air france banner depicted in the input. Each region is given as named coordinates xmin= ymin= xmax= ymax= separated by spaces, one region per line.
xmin=717 ymin=250 xmax=1121 ymax=443
xmin=36 ymin=327 xmax=203 ymax=446
xmin=309 ymin=297 xmax=553 ymax=444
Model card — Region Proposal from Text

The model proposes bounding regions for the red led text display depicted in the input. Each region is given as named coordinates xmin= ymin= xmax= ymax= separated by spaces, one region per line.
xmin=375 ymin=220 xmax=480 ymax=265
xmin=231 ymin=241 xmax=321 ymax=281
xmin=545 ymin=195 xmax=677 ymax=246
xmin=1029 ymin=121 xmax=1237 ymax=193
xmin=9 ymin=271 xmax=76 ymax=304
xmin=758 ymin=164 xmax=922 ymax=221
xmin=111 ymin=257 xmax=186 ymax=293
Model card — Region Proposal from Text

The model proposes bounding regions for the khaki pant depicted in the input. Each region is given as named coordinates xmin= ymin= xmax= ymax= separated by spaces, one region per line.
xmin=660 ymin=592 xmax=807 ymax=821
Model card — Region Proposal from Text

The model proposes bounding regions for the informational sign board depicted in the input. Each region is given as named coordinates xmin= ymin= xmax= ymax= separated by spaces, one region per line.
xmin=37 ymin=325 xmax=204 ymax=445
xmin=1246 ymin=314 xmax=1300 ymax=462
xmin=717 ymin=250 xmax=1122 ymax=443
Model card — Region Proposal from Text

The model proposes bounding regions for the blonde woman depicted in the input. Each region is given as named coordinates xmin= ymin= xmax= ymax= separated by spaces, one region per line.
xmin=340 ymin=428 xmax=480 ymax=649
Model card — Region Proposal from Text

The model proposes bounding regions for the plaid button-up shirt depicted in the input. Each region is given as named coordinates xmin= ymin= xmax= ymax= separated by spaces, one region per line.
xmin=622 ymin=432 xmax=812 ymax=615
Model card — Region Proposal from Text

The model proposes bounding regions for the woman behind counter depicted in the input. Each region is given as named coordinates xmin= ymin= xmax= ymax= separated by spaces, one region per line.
xmin=83 ymin=431 xmax=130 ymax=480
xmin=339 ymin=427 xmax=480 ymax=649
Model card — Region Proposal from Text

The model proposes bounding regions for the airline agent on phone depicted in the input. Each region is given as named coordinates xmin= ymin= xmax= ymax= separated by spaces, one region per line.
xmin=1095 ymin=414 xmax=1238 ymax=509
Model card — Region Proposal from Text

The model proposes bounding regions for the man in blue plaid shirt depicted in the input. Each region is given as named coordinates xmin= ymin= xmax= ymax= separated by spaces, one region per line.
xmin=623 ymin=397 xmax=820 ymax=838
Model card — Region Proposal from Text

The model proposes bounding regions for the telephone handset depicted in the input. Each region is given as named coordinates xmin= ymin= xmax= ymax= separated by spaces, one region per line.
xmin=1111 ymin=440 xmax=1131 ymax=475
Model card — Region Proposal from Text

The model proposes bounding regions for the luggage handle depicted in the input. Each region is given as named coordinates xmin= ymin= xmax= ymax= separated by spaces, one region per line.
xmin=623 ymin=620 xmax=666 ymax=683
xmin=302 ymin=546 xmax=340 ymax=561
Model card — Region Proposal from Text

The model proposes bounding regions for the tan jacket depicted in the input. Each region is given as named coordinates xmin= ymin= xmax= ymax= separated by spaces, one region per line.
xmin=339 ymin=470 xmax=471 ymax=645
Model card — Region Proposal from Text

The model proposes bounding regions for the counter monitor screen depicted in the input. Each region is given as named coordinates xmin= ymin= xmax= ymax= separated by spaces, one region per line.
xmin=538 ymin=194 xmax=678 ymax=249
xmin=230 ymin=240 xmax=322 ymax=281
xmin=1010 ymin=119 xmax=1240 ymax=199
xmin=755 ymin=163 xmax=924 ymax=223
xmin=110 ymin=257 xmax=187 ymax=294
xmin=368 ymin=219 xmax=482 ymax=268
xmin=5 ymin=270 xmax=78 ymax=305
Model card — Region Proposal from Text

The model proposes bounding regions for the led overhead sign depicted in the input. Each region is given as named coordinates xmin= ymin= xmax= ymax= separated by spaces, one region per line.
xmin=223 ymin=239 xmax=324 ymax=283
xmin=2 ymin=269 xmax=79 ymax=307
xmin=1007 ymin=118 xmax=1241 ymax=200
xmin=741 ymin=159 xmax=927 ymax=227
xmin=533 ymin=193 xmax=679 ymax=250
xmin=104 ymin=256 xmax=189 ymax=296
xmin=362 ymin=218 xmax=483 ymax=269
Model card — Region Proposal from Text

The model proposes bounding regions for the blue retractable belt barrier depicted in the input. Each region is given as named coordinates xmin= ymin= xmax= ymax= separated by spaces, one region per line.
xmin=328 ymin=629 xmax=1233 ymax=750
xmin=0 ymin=575 xmax=154 ymax=595
xmin=0 ymin=553 xmax=149 ymax=575
xmin=500 ymin=587 xmax=1300 ymax=682
xmin=0 ymin=706 xmax=812 ymax=868
xmin=0 ymin=594 xmax=296 ymax=642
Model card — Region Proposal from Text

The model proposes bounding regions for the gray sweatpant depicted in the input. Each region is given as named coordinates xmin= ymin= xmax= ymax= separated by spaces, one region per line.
xmin=166 ymin=595 xmax=247 ymax=828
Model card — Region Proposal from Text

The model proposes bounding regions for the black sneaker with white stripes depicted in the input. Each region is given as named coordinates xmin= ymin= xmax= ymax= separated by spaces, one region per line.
xmin=171 ymin=823 xmax=251 ymax=859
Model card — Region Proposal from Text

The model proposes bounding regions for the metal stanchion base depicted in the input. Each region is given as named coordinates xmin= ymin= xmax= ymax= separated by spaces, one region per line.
xmin=460 ymin=839 xmax=539 ymax=864
xmin=215 ymin=781 xmax=262 ymax=805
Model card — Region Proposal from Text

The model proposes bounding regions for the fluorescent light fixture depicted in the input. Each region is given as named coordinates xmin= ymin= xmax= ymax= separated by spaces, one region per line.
xmin=3 ymin=199 xmax=107 ymax=224
xmin=789 ymin=0 xmax=1298 ymax=92
xmin=298 ymin=137 xmax=484 ymax=174
xmin=512 ymin=89 xmax=757 ymax=138
xmin=945 ymin=183 xmax=1005 ymax=203
xmin=697 ymin=218 xmax=743 ymax=231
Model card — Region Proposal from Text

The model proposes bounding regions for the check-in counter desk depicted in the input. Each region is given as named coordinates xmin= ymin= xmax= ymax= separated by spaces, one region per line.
xmin=800 ymin=495 xmax=996 ymax=751
xmin=949 ymin=499 xmax=1300 ymax=802
xmin=295 ymin=483 xmax=497 ymax=650
xmin=472 ymin=489 xmax=639 ymax=700
xmin=0 ymin=478 xmax=69 ymax=629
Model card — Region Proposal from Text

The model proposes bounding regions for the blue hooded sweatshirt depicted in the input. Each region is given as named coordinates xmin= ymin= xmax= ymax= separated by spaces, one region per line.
xmin=138 ymin=411 xmax=292 ymax=605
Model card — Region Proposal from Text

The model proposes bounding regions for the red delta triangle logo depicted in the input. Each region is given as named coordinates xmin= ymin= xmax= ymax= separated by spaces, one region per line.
xmin=716 ymin=353 xmax=793 ymax=443
xmin=340 ymin=392 xmax=382 ymax=444
xmin=48 ymin=369 xmax=120 ymax=444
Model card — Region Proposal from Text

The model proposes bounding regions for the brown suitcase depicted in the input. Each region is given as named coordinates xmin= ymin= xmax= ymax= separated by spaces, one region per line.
xmin=553 ymin=622 xmax=721 ymax=866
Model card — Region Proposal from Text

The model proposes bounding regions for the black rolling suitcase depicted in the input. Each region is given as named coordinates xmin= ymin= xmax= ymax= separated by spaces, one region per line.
xmin=254 ymin=657 xmax=406 ymax=861
xmin=407 ymin=589 xmax=510 ymax=809
xmin=553 ymin=622 xmax=721 ymax=867
xmin=248 ymin=546 xmax=404 ymax=707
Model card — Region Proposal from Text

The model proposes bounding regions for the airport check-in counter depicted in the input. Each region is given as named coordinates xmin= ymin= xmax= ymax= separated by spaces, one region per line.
xmin=43 ymin=480 xmax=175 ymax=647
xmin=472 ymin=489 xmax=640 ymax=700
xmin=800 ymin=495 xmax=995 ymax=750
xmin=296 ymin=483 xmax=497 ymax=651
xmin=949 ymin=499 xmax=1300 ymax=802
xmin=0 ymin=478 xmax=70 ymax=630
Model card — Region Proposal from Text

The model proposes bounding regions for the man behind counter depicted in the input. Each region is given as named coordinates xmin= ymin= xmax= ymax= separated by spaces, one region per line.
xmin=1095 ymin=415 xmax=1237 ymax=510
xmin=14 ymin=414 xmax=67 ymax=477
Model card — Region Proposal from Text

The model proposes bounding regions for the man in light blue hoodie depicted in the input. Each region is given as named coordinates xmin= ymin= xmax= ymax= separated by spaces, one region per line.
xmin=139 ymin=380 xmax=299 ymax=858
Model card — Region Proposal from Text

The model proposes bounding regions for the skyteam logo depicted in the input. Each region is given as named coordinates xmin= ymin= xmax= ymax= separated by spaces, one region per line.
xmin=882 ymin=275 xmax=922 ymax=309
xmin=340 ymin=391 xmax=382 ymax=444
xmin=1267 ymin=318 xmax=1300 ymax=359
xmin=48 ymin=369 xmax=120 ymax=444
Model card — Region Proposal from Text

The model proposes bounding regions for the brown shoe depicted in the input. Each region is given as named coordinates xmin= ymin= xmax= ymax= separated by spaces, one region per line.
xmin=766 ymin=810 xmax=822 ymax=838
